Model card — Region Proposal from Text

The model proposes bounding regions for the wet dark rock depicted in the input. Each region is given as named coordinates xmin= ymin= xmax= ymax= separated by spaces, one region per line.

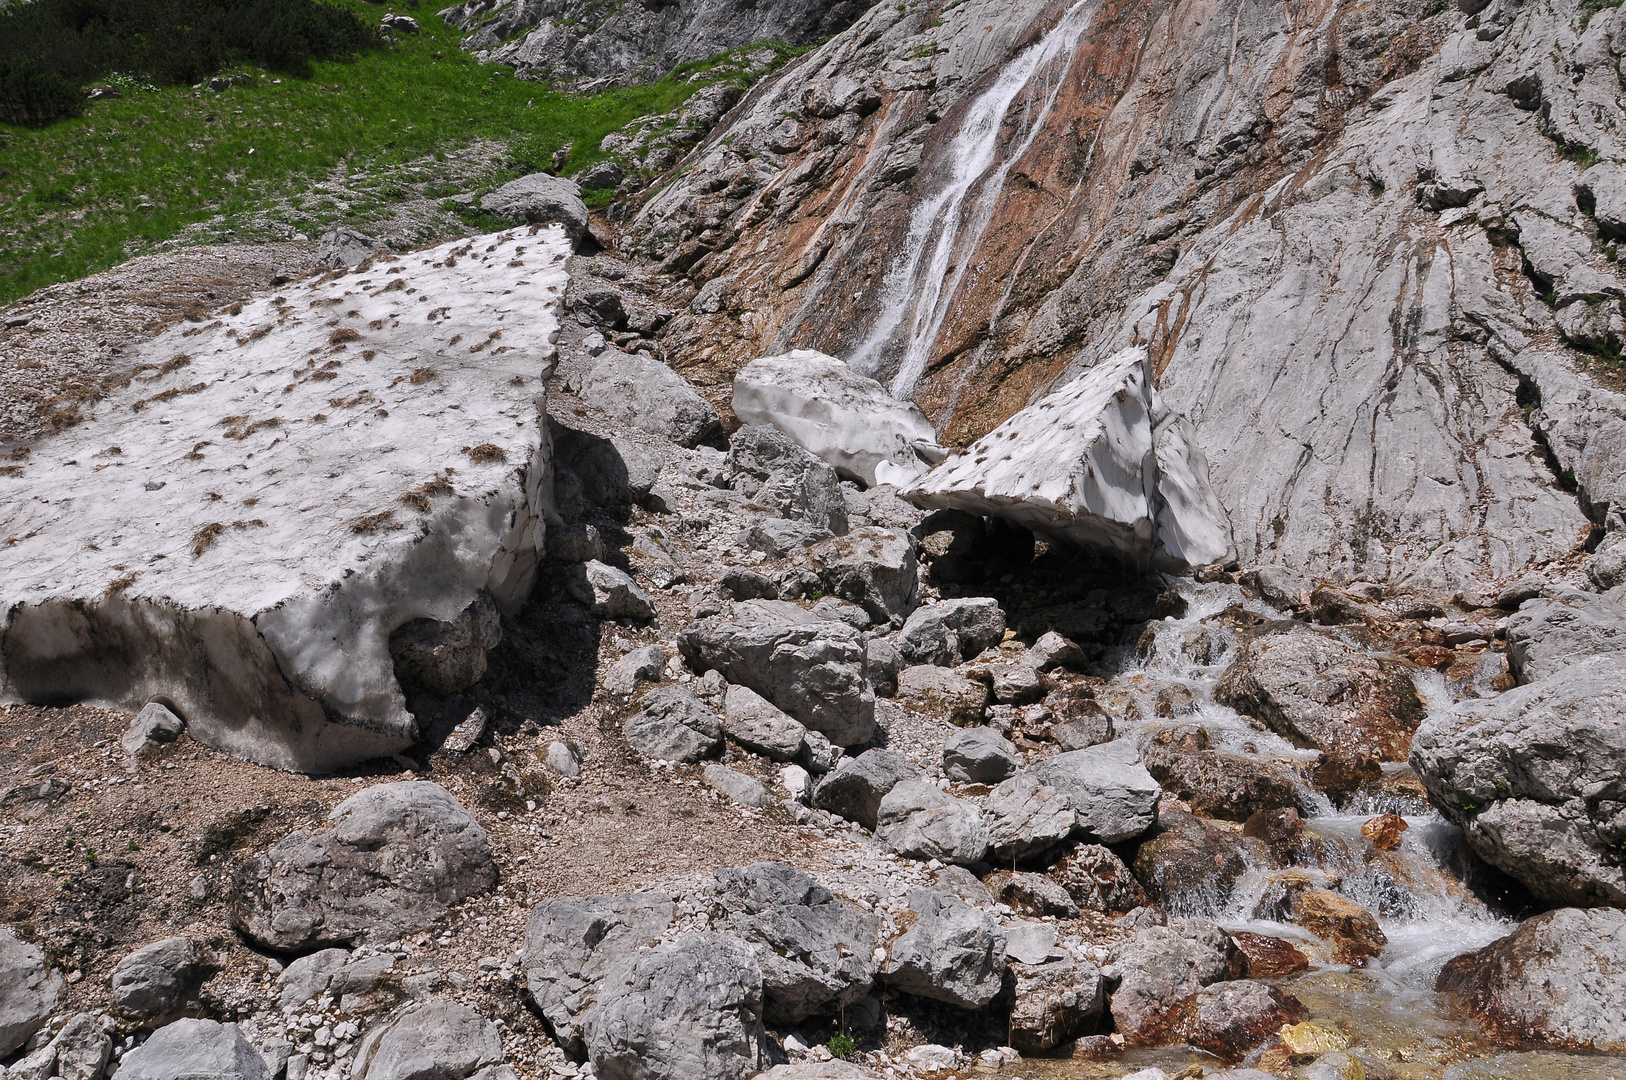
xmin=1132 ymin=810 xmax=1256 ymax=911
xmin=1172 ymin=979 xmax=1307 ymax=1062
xmin=1144 ymin=728 xmax=1304 ymax=821
xmin=1103 ymin=920 xmax=1244 ymax=1044
xmin=1229 ymin=931 xmax=1310 ymax=978
xmin=1290 ymin=888 xmax=1386 ymax=966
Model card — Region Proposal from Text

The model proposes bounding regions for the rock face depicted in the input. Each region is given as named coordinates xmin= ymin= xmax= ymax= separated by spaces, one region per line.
xmin=580 ymin=351 xmax=723 ymax=449
xmin=1215 ymin=630 xmax=1425 ymax=762
xmin=884 ymin=891 xmax=1006 ymax=1009
xmin=583 ymin=932 xmax=766 ymax=1080
xmin=1031 ymin=740 xmax=1161 ymax=843
xmin=679 ymin=600 xmax=875 ymax=746
xmin=902 ymin=348 xmax=1233 ymax=571
xmin=731 ymin=351 xmax=946 ymax=485
xmin=233 ymin=782 xmax=498 ymax=951
xmin=116 ymin=1020 xmax=269 ymax=1080
xmin=1410 ymin=653 xmax=1626 ymax=906
xmin=0 ymin=229 xmax=569 ymax=773
xmin=1505 ymin=590 xmax=1626 ymax=683
xmin=0 ymin=929 xmax=60 ymax=1055
xmin=1437 ymin=907 xmax=1626 ymax=1052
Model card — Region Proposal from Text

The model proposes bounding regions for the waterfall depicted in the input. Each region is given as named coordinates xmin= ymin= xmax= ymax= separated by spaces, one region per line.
xmin=848 ymin=0 xmax=1098 ymax=399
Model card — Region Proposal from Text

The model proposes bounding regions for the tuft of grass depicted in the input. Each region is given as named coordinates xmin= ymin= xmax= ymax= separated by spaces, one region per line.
xmin=0 ymin=3 xmax=797 ymax=305
xmin=827 ymin=1031 xmax=856 ymax=1059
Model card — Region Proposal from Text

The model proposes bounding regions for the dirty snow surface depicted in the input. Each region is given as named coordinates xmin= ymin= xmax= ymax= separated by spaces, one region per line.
xmin=0 ymin=227 xmax=571 ymax=772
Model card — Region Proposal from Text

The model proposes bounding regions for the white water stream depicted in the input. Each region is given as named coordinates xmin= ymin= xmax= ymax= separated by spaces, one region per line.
xmin=848 ymin=0 xmax=1097 ymax=398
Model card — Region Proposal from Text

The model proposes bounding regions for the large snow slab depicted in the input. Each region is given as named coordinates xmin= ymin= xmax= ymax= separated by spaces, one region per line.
xmin=900 ymin=347 xmax=1234 ymax=571
xmin=0 ymin=228 xmax=570 ymax=771
xmin=731 ymin=350 xmax=947 ymax=486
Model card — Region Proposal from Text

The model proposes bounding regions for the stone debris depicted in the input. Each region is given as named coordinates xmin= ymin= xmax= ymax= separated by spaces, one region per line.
xmin=731 ymin=351 xmax=946 ymax=485
xmin=901 ymin=347 xmax=1234 ymax=572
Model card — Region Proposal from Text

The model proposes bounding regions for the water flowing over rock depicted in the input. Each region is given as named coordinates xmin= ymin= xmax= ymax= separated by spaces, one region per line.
xmin=1437 ymin=907 xmax=1626 ymax=1052
xmin=1103 ymin=920 xmax=1244 ymax=1044
xmin=1410 ymin=652 xmax=1626 ymax=906
xmin=731 ymin=351 xmax=946 ymax=485
xmin=0 ymin=230 xmax=569 ymax=772
xmin=901 ymin=348 xmax=1233 ymax=572
xmin=232 ymin=781 xmax=497 ymax=951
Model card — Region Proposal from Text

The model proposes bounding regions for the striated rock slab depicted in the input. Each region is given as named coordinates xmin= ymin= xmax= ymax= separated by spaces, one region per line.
xmin=901 ymin=348 xmax=1233 ymax=572
xmin=0 ymin=229 xmax=569 ymax=772
xmin=1410 ymin=652 xmax=1626 ymax=906
xmin=731 ymin=351 xmax=946 ymax=486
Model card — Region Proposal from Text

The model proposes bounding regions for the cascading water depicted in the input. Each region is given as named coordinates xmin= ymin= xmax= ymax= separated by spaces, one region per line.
xmin=848 ymin=0 xmax=1097 ymax=399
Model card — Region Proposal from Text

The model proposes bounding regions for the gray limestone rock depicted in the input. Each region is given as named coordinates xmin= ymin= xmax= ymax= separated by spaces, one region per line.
xmin=1031 ymin=740 xmax=1161 ymax=844
xmin=545 ymin=740 xmax=583 ymax=777
xmin=580 ymin=351 xmax=723 ymax=449
xmin=1103 ymin=921 xmax=1244 ymax=1043
xmin=624 ymin=687 xmax=724 ymax=762
xmin=984 ymin=774 xmax=1077 ymax=862
xmin=884 ymin=891 xmax=1007 ymax=1009
xmin=522 ymin=893 xmax=677 ymax=1054
xmin=723 ymin=684 xmax=807 ymax=761
xmin=1025 ymin=631 xmax=1086 ymax=672
xmin=548 ymin=523 xmax=606 ymax=564
xmin=1578 ymin=163 xmax=1626 ymax=240
xmin=727 ymin=426 xmax=849 ymax=535
xmin=984 ymin=871 xmax=1078 ymax=918
xmin=941 ymin=727 xmax=1021 ymax=783
xmin=389 ymin=592 xmax=503 ymax=696
xmin=678 ymin=600 xmax=875 ymax=746
xmin=276 ymin=949 xmax=350 ymax=1007
xmin=566 ymin=561 xmax=657 ymax=622
xmin=1437 ymin=907 xmax=1626 ymax=1052
xmin=603 ymin=645 xmax=666 ymax=696
xmin=737 ymin=518 xmax=834 ymax=558
xmin=797 ymin=730 xmax=842 ymax=775
xmin=116 ymin=1020 xmax=269 ymax=1080
xmin=22 ymin=1012 xmax=112 ymax=1080
xmin=807 ymin=527 xmax=920 ymax=624
xmin=704 ymin=764 xmax=772 ymax=807
xmin=232 ymin=782 xmax=497 ymax=951
xmin=1007 ymin=958 xmax=1105 ymax=1055
xmin=351 ymin=1002 xmax=503 ymax=1080
xmin=1410 ymin=653 xmax=1626 ymax=906
xmin=480 ymin=174 xmax=589 ymax=247
xmin=583 ymin=932 xmax=766 ymax=1080
xmin=864 ymin=637 xmax=902 ymax=698
xmin=110 ymin=937 xmax=203 ymax=1024
xmin=1505 ymin=589 xmax=1626 ymax=683
xmin=894 ymin=664 xmax=989 ymax=726
xmin=0 ymin=930 xmax=63 ymax=1055
xmin=811 ymin=749 xmax=917 ymax=828
xmin=875 ymin=781 xmax=989 ymax=866
xmin=121 ymin=701 xmax=185 ymax=757
xmin=315 ymin=226 xmax=384 ymax=270
xmin=897 ymin=598 xmax=1006 ymax=667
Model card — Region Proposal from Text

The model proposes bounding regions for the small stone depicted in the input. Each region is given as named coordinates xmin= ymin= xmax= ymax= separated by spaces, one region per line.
xmin=1359 ymin=813 xmax=1408 ymax=851
xmin=122 ymin=702 xmax=185 ymax=757
xmin=543 ymin=741 xmax=582 ymax=778
xmin=442 ymin=708 xmax=487 ymax=755
xmin=603 ymin=646 xmax=665 ymax=695
xmin=703 ymin=764 xmax=772 ymax=808
xmin=566 ymin=561 xmax=657 ymax=622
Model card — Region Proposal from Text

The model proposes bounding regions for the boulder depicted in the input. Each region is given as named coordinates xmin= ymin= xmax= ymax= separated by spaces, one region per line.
xmin=1409 ymin=653 xmax=1626 ymax=906
xmin=679 ymin=600 xmax=875 ymax=746
xmin=1437 ymin=907 xmax=1626 ymax=1052
xmin=352 ymin=1002 xmax=503 ymax=1080
xmin=232 ymin=781 xmax=497 ymax=951
xmin=315 ymin=225 xmax=385 ymax=269
xmin=726 ymin=426 xmax=849 ymax=534
xmin=1007 ymin=958 xmax=1105 ymax=1054
xmin=603 ymin=645 xmax=665 ymax=696
xmin=811 ymin=749 xmax=917 ymax=828
xmin=723 ymin=684 xmax=807 ymax=761
xmin=580 ymin=351 xmax=723 ymax=449
xmin=12 ymin=1012 xmax=111 ymax=1080
xmin=1026 ymin=631 xmax=1086 ymax=672
xmin=737 ymin=519 xmax=833 ymax=558
xmin=894 ymin=665 xmax=988 ymax=726
xmin=875 ymin=781 xmax=989 ymax=865
xmin=730 ymin=351 xmax=946 ymax=486
xmin=1144 ymin=733 xmax=1304 ymax=821
xmin=864 ymin=637 xmax=903 ymax=697
xmin=1229 ymin=932 xmax=1309 ymax=978
xmin=983 ymin=775 xmax=1076 ymax=862
xmin=983 ymin=871 xmax=1078 ymax=917
xmin=115 ymin=1020 xmax=269 ymax=1080
xmin=583 ymin=932 xmax=766 ymax=1080
xmin=1051 ymin=843 xmax=1148 ymax=914
xmin=554 ymin=423 xmax=663 ymax=510
xmin=1290 ymin=889 xmax=1386 ymax=966
xmin=1031 ymin=740 xmax=1161 ymax=843
xmin=798 ymin=730 xmax=842 ymax=775
xmin=522 ymin=893 xmax=677 ymax=1053
xmin=277 ymin=949 xmax=350 ymax=1006
xmin=388 ymin=591 xmax=504 ymax=696
xmin=624 ymin=687 xmax=724 ymax=762
xmin=718 ymin=566 xmax=779 ymax=602
xmin=566 ymin=561 xmax=657 ymax=622
xmin=884 ymin=891 xmax=1007 ymax=1009
xmin=704 ymin=764 xmax=772 ymax=807
xmin=121 ymin=701 xmax=185 ymax=757
xmin=981 ymin=660 xmax=1044 ymax=705
xmin=941 ymin=727 xmax=1020 ymax=783
xmin=896 ymin=598 xmax=1005 ymax=666
xmin=1103 ymin=921 xmax=1244 ymax=1043
xmin=1173 ymin=980 xmax=1306 ymax=1061
xmin=110 ymin=937 xmax=203 ymax=1024
xmin=1214 ymin=629 xmax=1425 ymax=762
xmin=480 ymin=173 xmax=590 ymax=247
xmin=1505 ymin=590 xmax=1626 ymax=683
xmin=899 ymin=347 xmax=1233 ymax=571
xmin=1131 ymin=810 xmax=1253 ymax=911
xmin=0 ymin=229 xmax=570 ymax=772
xmin=807 ymin=528 xmax=919 ymax=624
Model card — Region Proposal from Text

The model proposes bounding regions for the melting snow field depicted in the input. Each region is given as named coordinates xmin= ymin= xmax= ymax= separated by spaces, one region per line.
xmin=0 ymin=227 xmax=570 ymax=771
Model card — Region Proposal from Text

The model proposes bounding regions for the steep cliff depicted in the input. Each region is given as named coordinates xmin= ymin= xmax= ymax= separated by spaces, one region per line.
xmin=630 ymin=0 xmax=1626 ymax=592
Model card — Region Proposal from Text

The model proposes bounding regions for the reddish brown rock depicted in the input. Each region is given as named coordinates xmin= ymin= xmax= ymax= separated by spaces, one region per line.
xmin=1230 ymin=931 xmax=1310 ymax=978
xmin=1050 ymin=843 xmax=1147 ymax=915
xmin=1290 ymin=888 xmax=1387 ymax=966
xmin=1360 ymin=813 xmax=1409 ymax=852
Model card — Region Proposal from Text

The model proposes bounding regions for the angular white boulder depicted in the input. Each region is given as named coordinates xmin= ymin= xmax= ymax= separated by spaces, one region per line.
xmin=731 ymin=350 xmax=946 ymax=486
xmin=900 ymin=347 xmax=1233 ymax=572
xmin=0 ymin=229 xmax=571 ymax=772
